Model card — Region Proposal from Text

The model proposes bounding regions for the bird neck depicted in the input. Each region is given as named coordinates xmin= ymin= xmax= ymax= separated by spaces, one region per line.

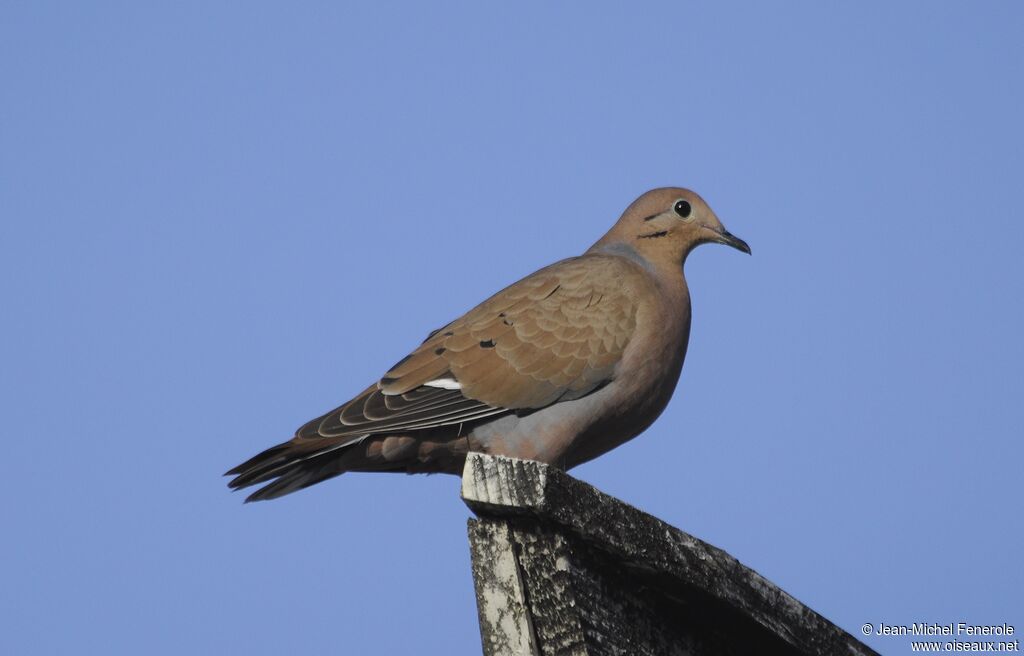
xmin=588 ymin=239 xmax=689 ymax=278
xmin=586 ymin=241 xmax=649 ymax=266
xmin=586 ymin=241 xmax=691 ymax=308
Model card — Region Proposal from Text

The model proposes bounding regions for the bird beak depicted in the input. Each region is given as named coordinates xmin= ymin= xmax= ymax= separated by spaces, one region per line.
xmin=713 ymin=229 xmax=751 ymax=255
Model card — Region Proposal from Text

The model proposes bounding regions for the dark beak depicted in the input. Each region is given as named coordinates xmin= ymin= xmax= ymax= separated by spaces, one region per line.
xmin=716 ymin=230 xmax=751 ymax=255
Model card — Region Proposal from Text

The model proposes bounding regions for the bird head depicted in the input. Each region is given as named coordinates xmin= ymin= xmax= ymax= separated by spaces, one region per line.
xmin=591 ymin=187 xmax=750 ymax=263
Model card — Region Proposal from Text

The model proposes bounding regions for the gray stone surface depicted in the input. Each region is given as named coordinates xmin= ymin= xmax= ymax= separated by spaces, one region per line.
xmin=462 ymin=453 xmax=878 ymax=656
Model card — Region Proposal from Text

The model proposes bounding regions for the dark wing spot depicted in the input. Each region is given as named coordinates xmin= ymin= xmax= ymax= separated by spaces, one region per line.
xmin=479 ymin=339 xmax=495 ymax=348
xmin=434 ymin=347 xmax=446 ymax=355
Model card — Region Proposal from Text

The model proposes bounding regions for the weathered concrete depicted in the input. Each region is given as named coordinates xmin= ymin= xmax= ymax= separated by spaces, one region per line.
xmin=462 ymin=453 xmax=878 ymax=656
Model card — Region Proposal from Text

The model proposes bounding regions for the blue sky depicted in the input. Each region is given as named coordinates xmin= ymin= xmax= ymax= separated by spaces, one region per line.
xmin=2 ymin=2 xmax=1021 ymax=654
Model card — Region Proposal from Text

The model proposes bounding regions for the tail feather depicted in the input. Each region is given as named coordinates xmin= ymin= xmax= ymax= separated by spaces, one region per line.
xmin=226 ymin=426 xmax=474 ymax=501
xmin=225 ymin=436 xmax=365 ymax=502
xmin=225 ymin=443 xmax=291 ymax=480
xmin=240 ymin=451 xmax=348 ymax=502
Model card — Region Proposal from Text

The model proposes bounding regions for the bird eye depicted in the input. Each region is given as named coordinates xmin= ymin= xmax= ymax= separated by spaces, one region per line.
xmin=673 ymin=200 xmax=692 ymax=218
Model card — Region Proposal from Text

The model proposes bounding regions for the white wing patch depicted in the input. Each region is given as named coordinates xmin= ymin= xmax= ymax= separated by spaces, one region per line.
xmin=424 ymin=377 xmax=462 ymax=390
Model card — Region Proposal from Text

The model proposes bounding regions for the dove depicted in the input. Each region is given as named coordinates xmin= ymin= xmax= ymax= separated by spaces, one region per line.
xmin=227 ymin=187 xmax=749 ymax=501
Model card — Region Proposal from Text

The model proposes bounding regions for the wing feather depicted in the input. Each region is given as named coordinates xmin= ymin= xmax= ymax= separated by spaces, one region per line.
xmin=378 ymin=256 xmax=642 ymax=407
xmin=297 ymin=254 xmax=645 ymax=442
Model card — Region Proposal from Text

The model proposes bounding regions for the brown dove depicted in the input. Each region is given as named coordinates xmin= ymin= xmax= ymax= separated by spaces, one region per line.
xmin=227 ymin=187 xmax=749 ymax=501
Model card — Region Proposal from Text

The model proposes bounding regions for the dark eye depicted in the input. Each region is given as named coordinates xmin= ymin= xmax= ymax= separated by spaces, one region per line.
xmin=673 ymin=200 xmax=692 ymax=218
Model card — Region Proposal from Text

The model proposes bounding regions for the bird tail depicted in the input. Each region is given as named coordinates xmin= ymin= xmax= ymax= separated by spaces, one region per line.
xmin=225 ymin=437 xmax=366 ymax=503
